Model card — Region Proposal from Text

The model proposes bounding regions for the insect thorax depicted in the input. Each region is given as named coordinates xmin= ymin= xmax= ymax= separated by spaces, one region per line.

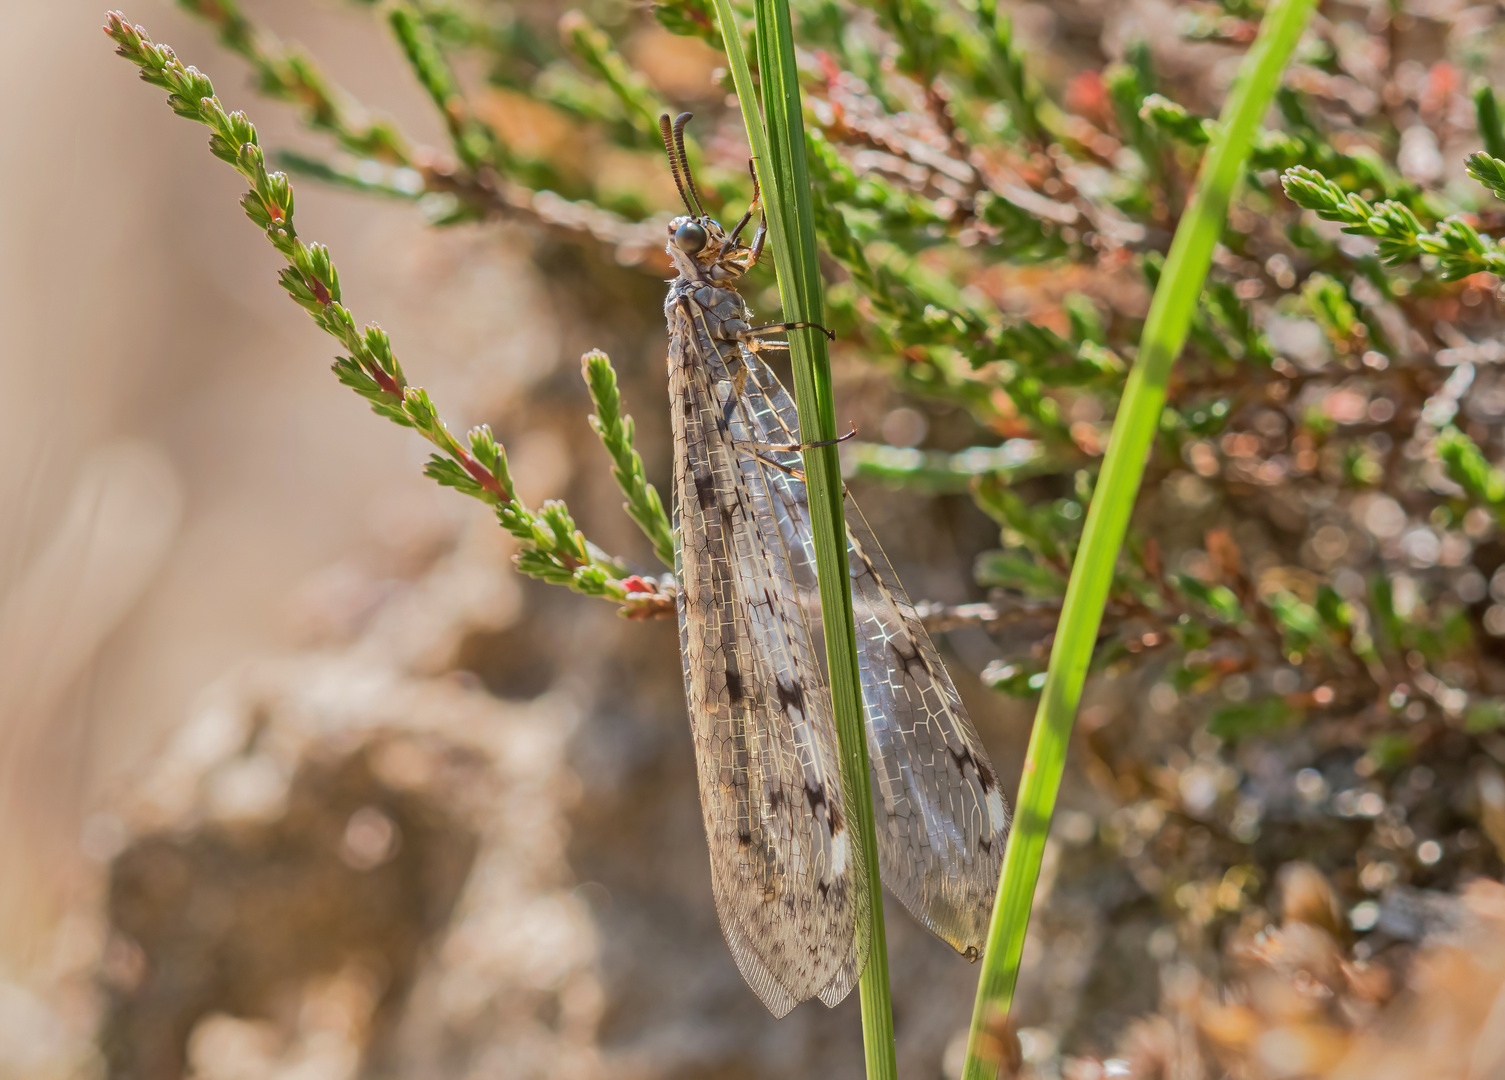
xmin=667 ymin=279 xmax=754 ymax=371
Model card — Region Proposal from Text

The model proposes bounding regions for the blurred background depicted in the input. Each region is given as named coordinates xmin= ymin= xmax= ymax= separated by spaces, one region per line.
xmin=1 ymin=0 xmax=452 ymax=957
xmin=1 ymin=3 xmax=1024 ymax=1077
xmin=8 ymin=0 xmax=1505 ymax=1078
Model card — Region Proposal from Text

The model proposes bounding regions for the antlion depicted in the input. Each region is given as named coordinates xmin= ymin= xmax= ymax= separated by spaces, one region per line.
xmin=655 ymin=112 xmax=1010 ymax=1016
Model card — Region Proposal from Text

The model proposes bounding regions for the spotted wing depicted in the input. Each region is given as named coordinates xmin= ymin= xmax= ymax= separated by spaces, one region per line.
xmin=733 ymin=347 xmax=1011 ymax=958
xmin=668 ymin=300 xmax=869 ymax=1016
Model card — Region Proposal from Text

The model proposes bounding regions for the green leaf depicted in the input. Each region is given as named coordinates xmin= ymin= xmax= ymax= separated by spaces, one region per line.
xmin=1139 ymin=93 xmax=1213 ymax=145
xmin=1476 ymin=85 xmax=1505 ymax=163
xmin=1437 ymin=426 xmax=1505 ymax=510
xmin=1208 ymin=695 xmax=1297 ymax=739
xmin=424 ymin=453 xmax=484 ymax=498
xmin=1466 ymin=151 xmax=1505 ymax=202
xmin=1369 ymin=575 xmax=1402 ymax=653
xmin=1175 ymin=575 xmax=1245 ymax=623
xmin=975 ymin=551 xmax=1068 ymax=597
xmin=1281 ymin=164 xmax=1374 ymax=227
xmin=1301 ymin=273 xmax=1358 ymax=343
xmin=1314 ymin=585 xmax=1352 ymax=632
xmin=387 ymin=1 xmax=499 ymax=172
xmin=1266 ymin=590 xmax=1322 ymax=653
xmin=654 ymin=0 xmax=721 ymax=44
xmin=1466 ymin=699 xmax=1505 ymax=734
xmin=982 ymin=659 xmax=1048 ymax=698
xmin=559 ymin=11 xmax=664 ymax=143
xmin=109 ymin=12 xmax=640 ymax=616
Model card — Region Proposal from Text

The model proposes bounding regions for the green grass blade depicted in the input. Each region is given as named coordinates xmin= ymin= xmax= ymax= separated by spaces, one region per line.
xmin=960 ymin=0 xmax=1316 ymax=1074
xmin=710 ymin=1 xmax=897 ymax=1075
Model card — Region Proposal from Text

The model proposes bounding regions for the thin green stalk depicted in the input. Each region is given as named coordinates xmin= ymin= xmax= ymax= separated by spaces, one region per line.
xmin=711 ymin=1 xmax=896 ymax=1076
xmin=960 ymin=0 xmax=1316 ymax=1075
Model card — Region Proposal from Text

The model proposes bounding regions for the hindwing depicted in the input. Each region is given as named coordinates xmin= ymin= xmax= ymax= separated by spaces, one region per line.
xmin=731 ymin=344 xmax=1011 ymax=958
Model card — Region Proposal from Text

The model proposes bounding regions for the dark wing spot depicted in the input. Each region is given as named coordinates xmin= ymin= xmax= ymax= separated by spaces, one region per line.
xmin=803 ymin=780 xmax=827 ymax=812
xmin=888 ymin=637 xmax=932 ymax=679
xmin=948 ymin=747 xmax=1002 ymax=848
xmin=725 ymin=667 xmax=745 ymax=703
xmin=828 ymin=801 xmax=844 ymax=834
xmin=738 ymin=829 xmax=752 ymax=847
xmin=767 ymin=787 xmax=784 ymax=811
xmin=693 ymin=470 xmax=717 ymax=511
xmin=776 ymin=677 xmax=806 ymax=717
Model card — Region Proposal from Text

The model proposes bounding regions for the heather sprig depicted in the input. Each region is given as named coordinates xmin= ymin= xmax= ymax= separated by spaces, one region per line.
xmin=1282 ymin=164 xmax=1505 ymax=279
xmin=1476 ymin=85 xmax=1505 ymax=162
xmin=178 ymin=0 xmax=411 ymax=162
xmin=1438 ymin=426 xmax=1505 ymax=521
xmin=559 ymin=11 xmax=665 ymax=145
xmin=1140 ymin=93 xmax=1214 ymax=145
xmin=1466 ymin=150 xmax=1505 ymax=203
xmin=175 ymin=0 xmax=664 ymax=255
xmin=971 ymin=0 xmax=1053 ymax=143
xmin=105 ymin=11 xmax=645 ymax=607
xmin=582 ymin=349 xmax=676 ymax=570
xmin=1140 ymin=90 xmax=1425 ymax=212
xmin=386 ymin=1 xmax=504 ymax=176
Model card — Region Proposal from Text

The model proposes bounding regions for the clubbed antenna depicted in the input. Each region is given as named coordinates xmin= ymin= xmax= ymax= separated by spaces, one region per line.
xmin=659 ymin=113 xmax=697 ymax=217
xmin=672 ymin=112 xmax=706 ymax=217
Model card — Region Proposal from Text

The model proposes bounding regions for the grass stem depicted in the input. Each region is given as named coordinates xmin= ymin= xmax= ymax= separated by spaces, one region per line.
xmin=960 ymin=0 xmax=1316 ymax=1074
xmin=711 ymin=1 xmax=897 ymax=1076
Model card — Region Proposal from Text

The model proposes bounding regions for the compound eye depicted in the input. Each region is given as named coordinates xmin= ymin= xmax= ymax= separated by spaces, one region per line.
xmin=674 ymin=220 xmax=709 ymax=254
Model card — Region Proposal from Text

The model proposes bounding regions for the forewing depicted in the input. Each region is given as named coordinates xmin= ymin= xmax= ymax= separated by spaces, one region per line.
xmin=669 ymin=306 xmax=868 ymax=1016
xmin=734 ymin=348 xmax=1011 ymax=958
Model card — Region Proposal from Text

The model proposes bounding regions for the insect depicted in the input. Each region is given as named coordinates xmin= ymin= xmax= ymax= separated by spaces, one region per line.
xmin=658 ymin=112 xmax=1011 ymax=1017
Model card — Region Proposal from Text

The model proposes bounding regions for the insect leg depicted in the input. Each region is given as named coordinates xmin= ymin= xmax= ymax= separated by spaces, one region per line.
xmin=748 ymin=423 xmax=857 ymax=454
xmin=738 ymin=424 xmax=858 ymax=458
xmin=738 ymin=321 xmax=835 ymax=342
xmin=752 ymin=453 xmax=804 ymax=481
xmin=722 ymin=160 xmax=762 ymax=252
xmin=747 ymin=213 xmax=768 ymax=263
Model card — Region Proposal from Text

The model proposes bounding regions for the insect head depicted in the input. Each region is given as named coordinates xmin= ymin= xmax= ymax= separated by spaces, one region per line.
xmin=659 ymin=112 xmax=764 ymax=281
